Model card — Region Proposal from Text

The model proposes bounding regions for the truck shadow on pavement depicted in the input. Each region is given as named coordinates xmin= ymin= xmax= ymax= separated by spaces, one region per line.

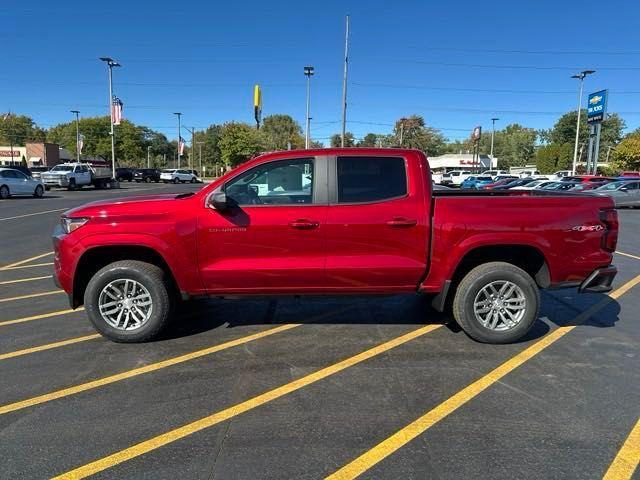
xmin=158 ymin=290 xmax=622 ymax=343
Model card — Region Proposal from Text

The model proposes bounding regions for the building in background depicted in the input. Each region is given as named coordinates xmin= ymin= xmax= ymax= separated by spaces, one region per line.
xmin=428 ymin=153 xmax=496 ymax=172
xmin=0 ymin=143 xmax=63 ymax=167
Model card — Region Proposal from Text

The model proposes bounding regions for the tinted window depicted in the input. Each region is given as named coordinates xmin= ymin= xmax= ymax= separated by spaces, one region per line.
xmin=225 ymin=158 xmax=313 ymax=206
xmin=337 ymin=156 xmax=407 ymax=203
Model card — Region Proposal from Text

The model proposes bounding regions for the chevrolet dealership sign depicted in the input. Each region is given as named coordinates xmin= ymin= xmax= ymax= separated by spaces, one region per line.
xmin=587 ymin=89 xmax=608 ymax=123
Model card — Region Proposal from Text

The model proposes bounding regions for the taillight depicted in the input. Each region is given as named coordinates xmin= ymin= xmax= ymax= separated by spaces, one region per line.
xmin=600 ymin=208 xmax=618 ymax=252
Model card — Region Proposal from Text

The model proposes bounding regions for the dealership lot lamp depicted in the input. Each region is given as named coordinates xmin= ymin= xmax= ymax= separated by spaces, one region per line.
xmin=304 ymin=66 xmax=314 ymax=149
xmin=571 ymin=70 xmax=595 ymax=175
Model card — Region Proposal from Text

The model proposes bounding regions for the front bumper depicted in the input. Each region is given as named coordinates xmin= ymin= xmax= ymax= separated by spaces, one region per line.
xmin=579 ymin=265 xmax=617 ymax=293
xmin=42 ymin=177 xmax=69 ymax=187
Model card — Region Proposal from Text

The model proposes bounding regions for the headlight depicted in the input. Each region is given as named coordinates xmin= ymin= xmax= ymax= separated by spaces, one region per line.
xmin=61 ymin=217 xmax=89 ymax=234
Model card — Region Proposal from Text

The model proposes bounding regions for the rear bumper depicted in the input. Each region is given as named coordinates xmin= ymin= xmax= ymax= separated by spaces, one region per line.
xmin=579 ymin=265 xmax=617 ymax=293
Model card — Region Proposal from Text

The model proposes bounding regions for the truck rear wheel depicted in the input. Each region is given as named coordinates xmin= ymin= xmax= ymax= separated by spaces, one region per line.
xmin=452 ymin=262 xmax=539 ymax=344
xmin=84 ymin=260 xmax=172 ymax=343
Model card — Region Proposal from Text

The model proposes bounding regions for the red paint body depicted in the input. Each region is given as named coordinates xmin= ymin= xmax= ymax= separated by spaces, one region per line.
xmin=53 ymin=149 xmax=617 ymax=303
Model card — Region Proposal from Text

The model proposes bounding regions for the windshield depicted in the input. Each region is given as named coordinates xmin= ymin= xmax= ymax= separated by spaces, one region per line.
xmin=50 ymin=165 xmax=73 ymax=172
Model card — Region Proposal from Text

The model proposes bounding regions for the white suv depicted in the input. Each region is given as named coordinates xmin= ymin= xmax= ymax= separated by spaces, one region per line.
xmin=160 ymin=169 xmax=197 ymax=184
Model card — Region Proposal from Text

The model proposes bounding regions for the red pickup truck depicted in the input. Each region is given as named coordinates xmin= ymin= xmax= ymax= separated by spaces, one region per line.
xmin=53 ymin=148 xmax=618 ymax=344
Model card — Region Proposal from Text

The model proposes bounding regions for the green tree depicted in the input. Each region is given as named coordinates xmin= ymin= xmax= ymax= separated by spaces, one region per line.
xmin=0 ymin=114 xmax=46 ymax=145
xmin=394 ymin=115 xmax=446 ymax=155
xmin=193 ymin=125 xmax=223 ymax=171
xmin=218 ymin=122 xmax=265 ymax=168
xmin=330 ymin=132 xmax=355 ymax=147
xmin=261 ymin=114 xmax=304 ymax=150
xmin=358 ymin=133 xmax=379 ymax=147
xmin=548 ymin=110 xmax=625 ymax=150
xmin=611 ymin=130 xmax=640 ymax=171
xmin=476 ymin=123 xmax=537 ymax=169
xmin=535 ymin=143 xmax=573 ymax=174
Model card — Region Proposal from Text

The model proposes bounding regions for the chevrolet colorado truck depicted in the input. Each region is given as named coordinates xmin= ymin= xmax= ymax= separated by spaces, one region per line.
xmin=53 ymin=148 xmax=618 ymax=344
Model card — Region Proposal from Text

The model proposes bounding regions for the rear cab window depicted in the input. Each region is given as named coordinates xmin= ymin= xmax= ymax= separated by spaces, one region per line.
xmin=336 ymin=156 xmax=407 ymax=203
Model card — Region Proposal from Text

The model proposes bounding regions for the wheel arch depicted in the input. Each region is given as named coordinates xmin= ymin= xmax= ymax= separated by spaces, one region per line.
xmin=430 ymin=244 xmax=549 ymax=312
xmin=72 ymin=245 xmax=180 ymax=308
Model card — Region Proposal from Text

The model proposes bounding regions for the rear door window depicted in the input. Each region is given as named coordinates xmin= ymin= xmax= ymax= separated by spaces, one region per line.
xmin=336 ymin=156 xmax=407 ymax=203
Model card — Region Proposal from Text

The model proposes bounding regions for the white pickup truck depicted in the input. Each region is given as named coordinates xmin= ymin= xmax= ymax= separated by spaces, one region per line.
xmin=41 ymin=163 xmax=113 ymax=190
xmin=440 ymin=170 xmax=472 ymax=186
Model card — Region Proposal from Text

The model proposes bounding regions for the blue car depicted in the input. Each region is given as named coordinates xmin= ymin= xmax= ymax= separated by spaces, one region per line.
xmin=460 ymin=176 xmax=494 ymax=189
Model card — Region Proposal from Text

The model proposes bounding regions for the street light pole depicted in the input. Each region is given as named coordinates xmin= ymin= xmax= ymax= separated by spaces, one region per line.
xmin=571 ymin=70 xmax=595 ymax=175
xmin=197 ymin=141 xmax=204 ymax=173
xmin=99 ymin=57 xmax=121 ymax=179
xmin=71 ymin=110 xmax=80 ymax=163
xmin=174 ymin=112 xmax=182 ymax=168
xmin=147 ymin=145 xmax=151 ymax=168
xmin=490 ymin=117 xmax=499 ymax=164
xmin=304 ymin=66 xmax=314 ymax=149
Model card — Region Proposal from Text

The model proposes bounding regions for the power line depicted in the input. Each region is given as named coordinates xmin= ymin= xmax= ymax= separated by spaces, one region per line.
xmin=351 ymin=82 xmax=640 ymax=95
xmin=402 ymin=46 xmax=640 ymax=56
xmin=363 ymin=58 xmax=640 ymax=71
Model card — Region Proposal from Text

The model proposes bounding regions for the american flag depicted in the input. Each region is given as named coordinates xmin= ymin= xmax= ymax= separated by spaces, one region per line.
xmin=111 ymin=96 xmax=123 ymax=125
xmin=178 ymin=136 xmax=185 ymax=156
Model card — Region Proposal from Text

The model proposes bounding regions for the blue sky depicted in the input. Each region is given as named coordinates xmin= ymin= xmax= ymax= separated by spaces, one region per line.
xmin=2 ymin=0 xmax=640 ymax=144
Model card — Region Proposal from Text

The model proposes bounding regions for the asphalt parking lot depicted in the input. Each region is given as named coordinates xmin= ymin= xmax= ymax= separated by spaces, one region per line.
xmin=0 ymin=184 xmax=638 ymax=480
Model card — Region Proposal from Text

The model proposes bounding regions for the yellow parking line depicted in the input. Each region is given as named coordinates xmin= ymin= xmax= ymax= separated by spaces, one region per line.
xmin=616 ymin=251 xmax=640 ymax=261
xmin=0 ymin=334 xmax=101 ymax=362
xmin=0 ymin=262 xmax=54 ymax=271
xmin=0 ymin=290 xmax=63 ymax=304
xmin=325 ymin=274 xmax=640 ymax=480
xmin=53 ymin=324 xmax=442 ymax=479
xmin=0 ymin=308 xmax=82 ymax=328
xmin=0 ymin=275 xmax=52 ymax=286
xmin=0 ymin=208 xmax=67 ymax=222
xmin=603 ymin=418 xmax=640 ymax=480
xmin=0 ymin=252 xmax=53 ymax=270
xmin=0 ymin=324 xmax=301 ymax=416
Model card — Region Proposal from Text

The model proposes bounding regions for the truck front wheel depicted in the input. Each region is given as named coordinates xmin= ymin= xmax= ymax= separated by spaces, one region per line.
xmin=452 ymin=262 xmax=539 ymax=344
xmin=84 ymin=260 xmax=172 ymax=342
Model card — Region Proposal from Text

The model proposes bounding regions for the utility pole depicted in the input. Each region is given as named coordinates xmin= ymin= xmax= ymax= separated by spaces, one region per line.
xmin=304 ymin=66 xmax=314 ymax=149
xmin=197 ymin=141 xmax=204 ymax=173
xmin=340 ymin=15 xmax=350 ymax=147
xmin=399 ymin=121 xmax=404 ymax=146
xmin=147 ymin=145 xmax=151 ymax=168
xmin=173 ymin=112 xmax=182 ymax=168
xmin=570 ymin=70 xmax=595 ymax=175
xmin=606 ymin=145 xmax=612 ymax=164
xmin=99 ymin=58 xmax=121 ymax=179
xmin=490 ymin=117 xmax=499 ymax=164
xmin=71 ymin=110 xmax=80 ymax=162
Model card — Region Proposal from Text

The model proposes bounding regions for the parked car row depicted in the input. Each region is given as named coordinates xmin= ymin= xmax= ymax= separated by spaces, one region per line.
xmin=454 ymin=173 xmax=639 ymax=208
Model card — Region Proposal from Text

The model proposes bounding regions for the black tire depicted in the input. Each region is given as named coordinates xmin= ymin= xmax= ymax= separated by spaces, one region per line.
xmin=67 ymin=179 xmax=76 ymax=191
xmin=452 ymin=262 xmax=540 ymax=344
xmin=84 ymin=260 xmax=173 ymax=343
xmin=0 ymin=185 xmax=9 ymax=199
xmin=44 ymin=185 xmax=51 ymax=191
xmin=145 ymin=177 xmax=151 ymax=183
xmin=117 ymin=176 xmax=124 ymax=182
xmin=190 ymin=177 xmax=196 ymax=183
xmin=33 ymin=185 xmax=44 ymax=198
xmin=173 ymin=177 xmax=179 ymax=184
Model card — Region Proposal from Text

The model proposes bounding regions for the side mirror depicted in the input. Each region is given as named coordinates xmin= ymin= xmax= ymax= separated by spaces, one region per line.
xmin=209 ymin=191 xmax=228 ymax=210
